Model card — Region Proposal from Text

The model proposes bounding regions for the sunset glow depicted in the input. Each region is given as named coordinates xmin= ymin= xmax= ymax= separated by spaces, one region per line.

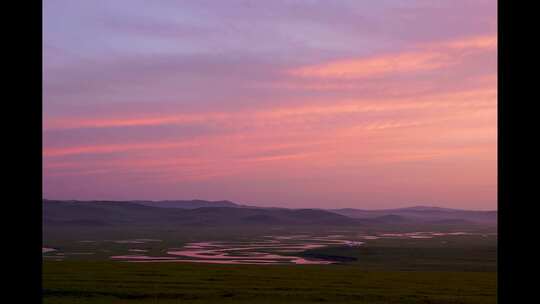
xmin=43 ymin=0 xmax=496 ymax=209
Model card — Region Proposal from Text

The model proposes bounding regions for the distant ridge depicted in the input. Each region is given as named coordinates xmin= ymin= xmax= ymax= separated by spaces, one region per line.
xmin=330 ymin=206 xmax=496 ymax=225
xmin=397 ymin=205 xmax=464 ymax=211
xmin=135 ymin=200 xmax=241 ymax=209
xmin=43 ymin=200 xmax=356 ymax=227
xmin=43 ymin=199 xmax=496 ymax=227
xmin=43 ymin=199 xmax=244 ymax=209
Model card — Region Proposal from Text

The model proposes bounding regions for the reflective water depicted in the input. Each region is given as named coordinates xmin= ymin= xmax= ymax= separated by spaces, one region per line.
xmin=101 ymin=231 xmax=477 ymax=265
xmin=112 ymin=235 xmax=360 ymax=265
xmin=42 ymin=247 xmax=56 ymax=254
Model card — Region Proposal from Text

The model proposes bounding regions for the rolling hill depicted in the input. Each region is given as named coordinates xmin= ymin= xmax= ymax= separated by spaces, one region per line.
xmin=134 ymin=199 xmax=241 ymax=209
xmin=43 ymin=200 xmax=497 ymax=232
xmin=330 ymin=206 xmax=497 ymax=225
xmin=43 ymin=200 xmax=356 ymax=227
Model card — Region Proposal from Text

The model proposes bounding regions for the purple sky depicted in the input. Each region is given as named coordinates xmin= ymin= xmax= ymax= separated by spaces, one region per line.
xmin=43 ymin=0 xmax=497 ymax=209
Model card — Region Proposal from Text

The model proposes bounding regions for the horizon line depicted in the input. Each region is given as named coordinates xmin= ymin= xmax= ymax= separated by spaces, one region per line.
xmin=42 ymin=198 xmax=497 ymax=212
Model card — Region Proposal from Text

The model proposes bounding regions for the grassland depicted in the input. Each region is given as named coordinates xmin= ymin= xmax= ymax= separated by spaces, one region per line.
xmin=302 ymin=234 xmax=497 ymax=272
xmin=43 ymin=261 xmax=496 ymax=304
xmin=43 ymin=232 xmax=496 ymax=303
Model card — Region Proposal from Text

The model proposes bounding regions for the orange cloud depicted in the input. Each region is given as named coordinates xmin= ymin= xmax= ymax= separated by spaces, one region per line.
xmin=43 ymin=85 xmax=496 ymax=163
xmin=44 ymin=87 xmax=496 ymax=133
xmin=289 ymin=51 xmax=448 ymax=79
xmin=288 ymin=34 xmax=496 ymax=79
xmin=43 ymin=141 xmax=199 ymax=157
xmin=44 ymin=113 xmax=234 ymax=131
xmin=434 ymin=35 xmax=497 ymax=51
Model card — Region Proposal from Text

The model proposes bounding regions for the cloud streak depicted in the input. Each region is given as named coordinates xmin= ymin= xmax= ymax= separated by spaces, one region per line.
xmin=289 ymin=35 xmax=496 ymax=79
xmin=43 ymin=0 xmax=497 ymax=209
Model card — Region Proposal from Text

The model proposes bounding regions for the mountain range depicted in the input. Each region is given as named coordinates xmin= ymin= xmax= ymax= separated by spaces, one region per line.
xmin=330 ymin=206 xmax=497 ymax=224
xmin=43 ymin=199 xmax=497 ymax=228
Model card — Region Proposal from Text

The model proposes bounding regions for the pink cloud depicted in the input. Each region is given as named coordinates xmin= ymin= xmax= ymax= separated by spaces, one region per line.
xmin=43 ymin=1 xmax=496 ymax=209
xmin=288 ymin=35 xmax=496 ymax=79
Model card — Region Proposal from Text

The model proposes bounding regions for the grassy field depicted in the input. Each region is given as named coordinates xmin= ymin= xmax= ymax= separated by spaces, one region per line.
xmin=43 ymin=261 xmax=496 ymax=304
xmin=302 ymin=234 xmax=497 ymax=272
xmin=43 ymin=226 xmax=496 ymax=303
xmin=43 ymin=235 xmax=497 ymax=303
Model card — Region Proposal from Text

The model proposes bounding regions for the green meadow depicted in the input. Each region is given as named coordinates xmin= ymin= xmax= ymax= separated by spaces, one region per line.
xmin=43 ymin=232 xmax=496 ymax=304
xmin=43 ymin=261 xmax=496 ymax=304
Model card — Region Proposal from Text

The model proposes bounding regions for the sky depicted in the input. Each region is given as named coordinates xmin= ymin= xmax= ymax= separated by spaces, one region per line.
xmin=43 ymin=0 xmax=497 ymax=210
